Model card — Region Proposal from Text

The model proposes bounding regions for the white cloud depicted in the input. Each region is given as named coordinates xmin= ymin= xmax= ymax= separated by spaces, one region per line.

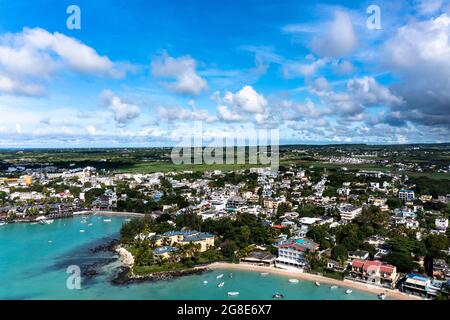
xmin=0 ymin=27 xmax=126 ymax=97
xmin=415 ymin=0 xmax=443 ymax=15
xmin=310 ymin=10 xmax=357 ymax=57
xmin=283 ymin=58 xmax=327 ymax=78
xmin=157 ymin=105 xmax=216 ymax=122
xmin=223 ymin=85 xmax=267 ymax=114
xmin=382 ymin=13 xmax=450 ymax=126
xmin=101 ymin=90 xmax=140 ymax=126
xmin=151 ymin=53 xmax=208 ymax=96
xmin=217 ymin=105 xmax=244 ymax=122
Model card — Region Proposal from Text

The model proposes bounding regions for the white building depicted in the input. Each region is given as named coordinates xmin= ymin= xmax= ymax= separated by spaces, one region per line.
xmin=398 ymin=190 xmax=415 ymax=201
xmin=338 ymin=204 xmax=362 ymax=221
xmin=435 ymin=218 xmax=449 ymax=232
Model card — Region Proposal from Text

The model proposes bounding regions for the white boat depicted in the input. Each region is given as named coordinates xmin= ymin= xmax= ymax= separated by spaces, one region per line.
xmin=330 ymin=285 xmax=338 ymax=289
xmin=216 ymin=274 xmax=224 ymax=279
xmin=103 ymin=219 xmax=112 ymax=222
xmin=88 ymin=223 xmax=93 ymax=226
xmin=40 ymin=219 xmax=54 ymax=225
xmin=315 ymin=281 xmax=321 ymax=286
xmin=0 ymin=222 xmax=7 ymax=226
xmin=289 ymin=279 xmax=299 ymax=283
xmin=260 ymin=272 xmax=269 ymax=276
xmin=203 ymin=280 xmax=208 ymax=284
xmin=80 ymin=230 xmax=85 ymax=233
xmin=80 ymin=220 xmax=87 ymax=224
xmin=227 ymin=292 xmax=239 ymax=296
xmin=218 ymin=282 xmax=225 ymax=288
xmin=346 ymin=289 xmax=353 ymax=294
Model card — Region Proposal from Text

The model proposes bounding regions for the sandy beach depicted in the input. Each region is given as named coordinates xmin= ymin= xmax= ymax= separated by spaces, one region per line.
xmin=206 ymin=262 xmax=422 ymax=300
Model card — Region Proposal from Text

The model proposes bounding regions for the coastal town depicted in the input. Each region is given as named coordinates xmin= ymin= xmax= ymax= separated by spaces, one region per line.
xmin=1 ymin=146 xmax=449 ymax=300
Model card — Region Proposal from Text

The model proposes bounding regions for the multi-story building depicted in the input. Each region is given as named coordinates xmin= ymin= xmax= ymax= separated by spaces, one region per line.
xmin=274 ymin=239 xmax=319 ymax=271
xmin=350 ymin=259 xmax=398 ymax=288
xmin=155 ymin=230 xmax=215 ymax=252
xmin=398 ymin=189 xmax=415 ymax=201
xmin=338 ymin=204 xmax=362 ymax=222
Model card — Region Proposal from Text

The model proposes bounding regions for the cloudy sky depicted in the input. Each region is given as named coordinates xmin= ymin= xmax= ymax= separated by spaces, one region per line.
xmin=0 ymin=0 xmax=449 ymax=147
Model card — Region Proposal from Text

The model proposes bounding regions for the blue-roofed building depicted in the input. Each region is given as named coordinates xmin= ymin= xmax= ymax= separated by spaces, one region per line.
xmin=401 ymin=274 xmax=443 ymax=298
xmin=154 ymin=246 xmax=178 ymax=259
xmin=156 ymin=230 xmax=215 ymax=252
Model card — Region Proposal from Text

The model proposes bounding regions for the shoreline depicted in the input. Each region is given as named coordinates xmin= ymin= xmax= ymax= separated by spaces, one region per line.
xmin=205 ymin=262 xmax=423 ymax=301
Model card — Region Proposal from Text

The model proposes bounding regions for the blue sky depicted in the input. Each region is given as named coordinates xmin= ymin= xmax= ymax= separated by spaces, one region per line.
xmin=0 ymin=0 xmax=449 ymax=147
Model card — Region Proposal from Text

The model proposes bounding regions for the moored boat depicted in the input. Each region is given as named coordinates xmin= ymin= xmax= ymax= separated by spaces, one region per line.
xmin=346 ymin=289 xmax=353 ymax=294
xmin=260 ymin=272 xmax=269 ymax=276
xmin=0 ymin=222 xmax=7 ymax=227
xmin=378 ymin=293 xmax=386 ymax=300
xmin=227 ymin=292 xmax=239 ymax=296
xmin=203 ymin=280 xmax=208 ymax=284
xmin=103 ymin=219 xmax=112 ymax=222
xmin=216 ymin=274 xmax=224 ymax=279
xmin=218 ymin=282 xmax=225 ymax=288
xmin=289 ymin=279 xmax=299 ymax=283
xmin=272 ymin=293 xmax=284 ymax=299
xmin=330 ymin=285 xmax=338 ymax=289
xmin=315 ymin=281 xmax=321 ymax=286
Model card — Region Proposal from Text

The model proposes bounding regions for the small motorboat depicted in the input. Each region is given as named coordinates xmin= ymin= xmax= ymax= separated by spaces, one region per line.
xmin=289 ymin=279 xmax=299 ymax=283
xmin=346 ymin=289 xmax=353 ymax=294
xmin=203 ymin=280 xmax=208 ymax=284
xmin=218 ymin=282 xmax=225 ymax=288
xmin=272 ymin=293 xmax=284 ymax=299
xmin=227 ymin=292 xmax=239 ymax=296
xmin=315 ymin=281 xmax=321 ymax=286
xmin=260 ymin=272 xmax=269 ymax=276
xmin=330 ymin=285 xmax=338 ymax=289
xmin=103 ymin=219 xmax=112 ymax=222
xmin=216 ymin=274 xmax=224 ymax=279
xmin=80 ymin=230 xmax=85 ymax=233
xmin=378 ymin=293 xmax=387 ymax=300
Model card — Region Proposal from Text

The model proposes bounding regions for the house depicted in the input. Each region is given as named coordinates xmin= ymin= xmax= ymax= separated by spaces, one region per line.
xmin=435 ymin=218 xmax=448 ymax=232
xmin=348 ymin=250 xmax=369 ymax=260
xmin=401 ymin=274 xmax=442 ymax=297
xmin=326 ymin=259 xmax=347 ymax=273
xmin=350 ymin=259 xmax=398 ymax=287
xmin=240 ymin=251 xmax=276 ymax=267
xmin=433 ymin=259 xmax=450 ymax=280
xmin=398 ymin=190 xmax=415 ymax=201
xmin=155 ymin=230 xmax=215 ymax=252
xmin=154 ymin=246 xmax=178 ymax=259
xmin=338 ymin=204 xmax=362 ymax=222
xmin=274 ymin=238 xmax=319 ymax=271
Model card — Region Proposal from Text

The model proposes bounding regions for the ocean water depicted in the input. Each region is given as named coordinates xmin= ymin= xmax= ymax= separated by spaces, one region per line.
xmin=0 ymin=217 xmax=377 ymax=300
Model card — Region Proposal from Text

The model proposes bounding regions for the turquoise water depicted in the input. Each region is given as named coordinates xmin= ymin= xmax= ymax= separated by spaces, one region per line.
xmin=0 ymin=217 xmax=377 ymax=300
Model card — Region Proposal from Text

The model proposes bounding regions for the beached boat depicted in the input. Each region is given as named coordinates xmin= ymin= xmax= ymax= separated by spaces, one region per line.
xmin=216 ymin=274 xmax=224 ymax=279
xmin=315 ymin=281 xmax=321 ymax=286
xmin=272 ymin=293 xmax=284 ymax=299
xmin=378 ymin=293 xmax=386 ymax=300
xmin=289 ymin=279 xmax=299 ymax=283
xmin=218 ymin=282 xmax=225 ymax=288
xmin=260 ymin=272 xmax=269 ymax=276
xmin=346 ymin=289 xmax=353 ymax=294
xmin=227 ymin=292 xmax=239 ymax=296
xmin=330 ymin=285 xmax=338 ymax=289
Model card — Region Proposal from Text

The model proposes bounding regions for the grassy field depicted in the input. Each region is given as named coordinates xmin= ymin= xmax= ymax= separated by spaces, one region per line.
xmin=114 ymin=161 xmax=267 ymax=173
